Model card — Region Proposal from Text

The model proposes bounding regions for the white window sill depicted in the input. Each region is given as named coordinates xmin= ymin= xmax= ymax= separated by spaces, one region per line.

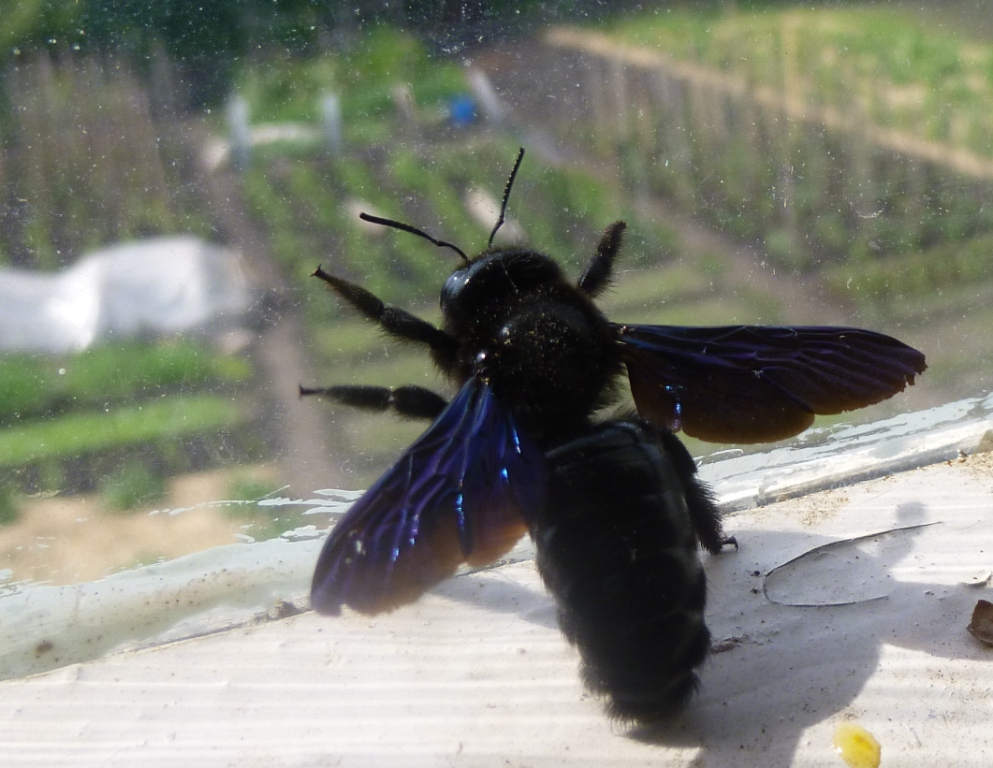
xmin=1 ymin=394 xmax=991 ymax=766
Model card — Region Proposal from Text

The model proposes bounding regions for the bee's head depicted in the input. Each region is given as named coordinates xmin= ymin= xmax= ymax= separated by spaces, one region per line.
xmin=440 ymin=248 xmax=563 ymax=326
xmin=358 ymin=148 xmax=540 ymax=333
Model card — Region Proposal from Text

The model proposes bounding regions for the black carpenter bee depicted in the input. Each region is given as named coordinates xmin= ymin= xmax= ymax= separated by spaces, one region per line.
xmin=302 ymin=148 xmax=926 ymax=723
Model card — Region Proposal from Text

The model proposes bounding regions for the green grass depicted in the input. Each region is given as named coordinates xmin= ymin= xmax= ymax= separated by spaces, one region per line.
xmin=101 ymin=462 xmax=167 ymax=513
xmin=226 ymin=475 xmax=282 ymax=504
xmin=823 ymin=230 xmax=993 ymax=302
xmin=0 ymin=395 xmax=246 ymax=468
xmin=0 ymin=488 xmax=18 ymax=525
xmin=609 ymin=5 xmax=993 ymax=151
xmin=0 ymin=341 xmax=252 ymax=425
xmin=597 ymin=261 xmax=714 ymax=314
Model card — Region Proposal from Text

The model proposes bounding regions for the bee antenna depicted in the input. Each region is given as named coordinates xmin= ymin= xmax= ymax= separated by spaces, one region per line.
xmin=359 ymin=212 xmax=469 ymax=264
xmin=488 ymin=147 xmax=525 ymax=248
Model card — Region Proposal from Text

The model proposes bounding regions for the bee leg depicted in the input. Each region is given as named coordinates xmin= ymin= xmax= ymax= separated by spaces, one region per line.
xmin=656 ymin=429 xmax=728 ymax=555
xmin=299 ymin=384 xmax=448 ymax=420
xmin=681 ymin=472 xmax=729 ymax=555
xmin=577 ymin=221 xmax=626 ymax=298
xmin=311 ymin=266 xmax=459 ymax=363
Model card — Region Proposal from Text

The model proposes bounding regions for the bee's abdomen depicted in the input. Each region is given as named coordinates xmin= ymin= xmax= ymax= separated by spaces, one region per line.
xmin=534 ymin=421 xmax=711 ymax=723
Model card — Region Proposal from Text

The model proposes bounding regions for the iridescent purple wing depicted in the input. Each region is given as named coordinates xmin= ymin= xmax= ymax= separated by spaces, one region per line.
xmin=616 ymin=324 xmax=926 ymax=443
xmin=311 ymin=376 xmax=546 ymax=616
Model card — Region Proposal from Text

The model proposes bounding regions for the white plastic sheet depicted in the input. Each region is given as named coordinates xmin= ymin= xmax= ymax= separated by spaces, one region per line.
xmin=0 ymin=237 xmax=250 ymax=353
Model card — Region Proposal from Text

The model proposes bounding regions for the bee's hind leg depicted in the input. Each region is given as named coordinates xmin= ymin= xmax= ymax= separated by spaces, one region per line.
xmin=299 ymin=384 xmax=447 ymax=420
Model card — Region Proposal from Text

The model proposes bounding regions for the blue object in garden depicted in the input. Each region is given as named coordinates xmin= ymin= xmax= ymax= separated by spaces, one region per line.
xmin=449 ymin=95 xmax=477 ymax=127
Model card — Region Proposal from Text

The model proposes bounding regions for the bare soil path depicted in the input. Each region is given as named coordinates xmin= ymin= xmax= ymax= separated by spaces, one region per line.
xmin=197 ymin=136 xmax=344 ymax=496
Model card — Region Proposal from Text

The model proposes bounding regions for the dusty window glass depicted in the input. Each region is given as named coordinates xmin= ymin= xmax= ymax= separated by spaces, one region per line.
xmin=0 ymin=1 xmax=988 ymax=679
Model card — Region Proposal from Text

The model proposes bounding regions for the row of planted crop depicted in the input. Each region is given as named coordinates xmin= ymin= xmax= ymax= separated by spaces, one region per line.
xmin=240 ymin=138 xmax=651 ymax=308
xmin=0 ymin=340 xmax=254 ymax=498
xmin=554 ymin=6 xmax=993 ymax=306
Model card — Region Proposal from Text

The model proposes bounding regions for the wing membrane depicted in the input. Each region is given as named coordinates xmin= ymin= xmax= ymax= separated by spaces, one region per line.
xmin=311 ymin=376 xmax=545 ymax=615
xmin=617 ymin=324 xmax=927 ymax=443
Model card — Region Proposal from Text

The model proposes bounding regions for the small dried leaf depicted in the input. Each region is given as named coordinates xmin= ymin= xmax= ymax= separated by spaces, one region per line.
xmin=967 ymin=599 xmax=993 ymax=646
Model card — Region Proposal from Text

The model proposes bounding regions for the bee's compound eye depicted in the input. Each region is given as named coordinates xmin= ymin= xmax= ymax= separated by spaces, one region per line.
xmin=441 ymin=268 xmax=470 ymax=313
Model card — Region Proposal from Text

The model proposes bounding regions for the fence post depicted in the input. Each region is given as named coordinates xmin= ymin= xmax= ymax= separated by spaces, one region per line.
xmin=227 ymin=95 xmax=251 ymax=171
xmin=321 ymin=93 xmax=342 ymax=154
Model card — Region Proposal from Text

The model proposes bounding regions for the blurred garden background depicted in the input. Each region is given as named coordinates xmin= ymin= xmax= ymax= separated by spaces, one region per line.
xmin=0 ymin=0 xmax=990 ymax=584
